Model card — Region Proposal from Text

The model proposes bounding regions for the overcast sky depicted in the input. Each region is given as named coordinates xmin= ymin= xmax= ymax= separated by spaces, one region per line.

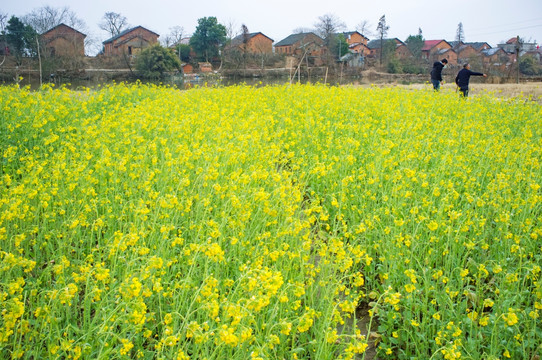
xmin=3 ymin=0 xmax=542 ymax=55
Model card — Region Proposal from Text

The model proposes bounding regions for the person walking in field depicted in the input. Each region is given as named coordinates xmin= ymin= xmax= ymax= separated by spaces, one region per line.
xmin=430 ymin=58 xmax=448 ymax=91
xmin=455 ymin=63 xmax=487 ymax=97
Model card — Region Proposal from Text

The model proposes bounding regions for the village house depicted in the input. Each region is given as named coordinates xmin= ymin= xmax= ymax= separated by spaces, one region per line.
xmin=421 ymin=40 xmax=453 ymax=62
xmin=394 ymin=43 xmax=412 ymax=59
xmin=274 ymin=32 xmax=324 ymax=56
xmin=497 ymin=37 xmax=541 ymax=65
xmin=342 ymin=31 xmax=369 ymax=55
xmin=230 ymin=32 xmax=274 ymax=54
xmin=102 ymin=26 xmax=159 ymax=57
xmin=275 ymin=32 xmax=325 ymax=68
xmin=455 ymin=44 xmax=479 ymax=64
xmin=450 ymin=41 xmax=492 ymax=52
xmin=498 ymin=37 xmax=538 ymax=54
xmin=41 ymin=23 xmax=86 ymax=57
xmin=433 ymin=47 xmax=457 ymax=65
xmin=466 ymin=42 xmax=492 ymax=51
xmin=448 ymin=41 xmax=490 ymax=65
xmin=481 ymin=47 xmax=512 ymax=71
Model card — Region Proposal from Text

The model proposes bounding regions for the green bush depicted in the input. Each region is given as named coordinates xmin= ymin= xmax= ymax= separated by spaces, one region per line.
xmin=135 ymin=44 xmax=182 ymax=79
xmin=519 ymin=55 xmax=541 ymax=76
xmin=387 ymin=57 xmax=402 ymax=74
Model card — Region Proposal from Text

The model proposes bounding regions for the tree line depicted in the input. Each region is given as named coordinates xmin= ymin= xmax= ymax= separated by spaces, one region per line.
xmin=1 ymin=6 xmax=540 ymax=79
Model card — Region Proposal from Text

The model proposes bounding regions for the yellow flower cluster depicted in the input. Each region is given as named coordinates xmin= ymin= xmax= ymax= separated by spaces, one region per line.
xmin=0 ymin=83 xmax=540 ymax=359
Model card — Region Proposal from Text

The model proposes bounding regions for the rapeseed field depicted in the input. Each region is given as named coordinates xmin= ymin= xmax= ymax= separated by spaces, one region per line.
xmin=0 ymin=83 xmax=540 ymax=359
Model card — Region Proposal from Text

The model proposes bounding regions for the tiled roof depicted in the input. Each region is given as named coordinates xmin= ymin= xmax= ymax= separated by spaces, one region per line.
xmin=436 ymin=48 xmax=455 ymax=55
xmin=103 ymin=26 xmax=159 ymax=44
xmin=450 ymin=41 xmax=491 ymax=50
xmin=422 ymin=40 xmax=446 ymax=51
xmin=466 ymin=42 xmax=490 ymax=50
xmin=342 ymin=31 xmax=369 ymax=40
xmin=275 ymin=32 xmax=320 ymax=47
xmin=42 ymin=23 xmax=86 ymax=37
xmin=231 ymin=32 xmax=274 ymax=46
xmin=481 ymin=48 xmax=504 ymax=56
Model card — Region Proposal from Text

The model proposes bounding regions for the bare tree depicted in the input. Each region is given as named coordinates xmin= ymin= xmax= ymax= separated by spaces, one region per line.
xmin=0 ymin=12 xmax=8 ymax=66
xmin=161 ymin=35 xmax=173 ymax=48
xmin=160 ymin=26 xmax=185 ymax=48
xmin=169 ymin=26 xmax=185 ymax=45
xmin=24 ymin=6 xmax=86 ymax=33
xmin=224 ymin=19 xmax=239 ymax=43
xmin=292 ymin=27 xmax=314 ymax=34
xmin=315 ymin=13 xmax=345 ymax=40
xmin=0 ymin=12 xmax=8 ymax=31
xmin=376 ymin=15 xmax=390 ymax=65
xmin=356 ymin=20 xmax=373 ymax=38
xmin=315 ymin=13 xmax=346 ymax=64
xmin=99 ymin=12 xmax=129 ymax=38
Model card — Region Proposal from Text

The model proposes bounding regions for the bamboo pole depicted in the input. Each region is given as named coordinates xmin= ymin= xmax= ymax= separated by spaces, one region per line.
xmin=36 ymin=36 xmax=42 ymax=87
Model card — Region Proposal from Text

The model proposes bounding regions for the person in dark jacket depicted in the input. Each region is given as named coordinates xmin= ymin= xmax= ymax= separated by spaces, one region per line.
xmin=455 ymin=63 xmax=487 ymax=97
xmin=430 ymin=58 xmax=448 ymax=91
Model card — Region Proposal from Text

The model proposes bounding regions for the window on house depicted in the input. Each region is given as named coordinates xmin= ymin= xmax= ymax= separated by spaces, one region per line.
xmin=128 ymin=46 xmax=132 ymax=55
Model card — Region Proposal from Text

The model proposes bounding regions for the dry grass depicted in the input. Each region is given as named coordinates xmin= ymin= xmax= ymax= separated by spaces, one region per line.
xmin=400 ymin=82 xmax=542 ymax=103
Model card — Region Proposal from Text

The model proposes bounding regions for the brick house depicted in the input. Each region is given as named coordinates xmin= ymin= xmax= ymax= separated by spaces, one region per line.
xmin=342 ymin=31 xmax=369 ymax=55
xmin=230 ymin=32 xmax=274 ymax=54
xmin=450 ymin=41 xmax=492 ymax=53
xmin=395 ymin=43 xmax=412 ymax=59
xmin=433 ymin=48 xmax=457 ymax=65
xmin=481 ymin=47 xmax=512 ymax=70
xmin=421 ymin=40 xmax=452 ymax=61
xmin=102 ymin=26 xmax=159 ymax=57
xmin=274 ymin=32 xmax=324 ymax=56
xmin=466 ymin=42 xmax=491 ymax=51
xmin=455 ymin=44 xmax=479 ymax=64
xmin=41 ymin=23 xmax=86 ymax=57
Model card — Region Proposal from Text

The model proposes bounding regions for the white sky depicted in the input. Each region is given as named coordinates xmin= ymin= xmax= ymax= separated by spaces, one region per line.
xmin=3 ymin=0 xmax=542 ymax=55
